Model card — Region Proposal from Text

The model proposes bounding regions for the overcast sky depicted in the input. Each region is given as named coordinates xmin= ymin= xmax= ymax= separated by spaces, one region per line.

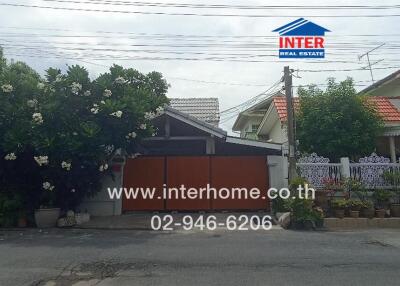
xmin=1 ymin=0 xmax=399 ymax=133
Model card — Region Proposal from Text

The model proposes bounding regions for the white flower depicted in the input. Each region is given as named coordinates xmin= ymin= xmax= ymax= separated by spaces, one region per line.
xmin=84 ymin=90 xmax=91 ymax=96
xmin=104 ymin=145 xmax=114 ymax=154
xmin=55 ymin=74 xmax=63 ymax=82
xmin=99 ymin=163 xmax=108 ymax=172
xmin=42 ymin=181 xmax=55 ymax=191
xmin=61 ymin=161 xmax=72 ymax=171
xmin=125 ymin=131 xmax=137 ymax=139
xmin=71 ymin=82 xmax=82 ymax=95
xmin=110 ymin=110 xmax=123 ymax=118
xmin=100 ymin=100 xmax=105 ymax=105
xmin=1 ymin=84 xmax=13 ymax=93
xmin=37 ymin=82 xmax=45 ymax=90
xmin=34 ymin=155 xmax=49 ymax=166
xmin=114 ymin=76 xmax=127 ymax=85
xmin=71 ymin=188 xmax=76 ymax=193
xmin=139 ymin=123 xmax=146 ymax=130
xmin=144 ymin=111 xmax=156 ymax=120
xmin=73 ymin=132 xmax=78 ymax=136
xmin=103 ymin=89 xmax=112 ymax=97
xmin=27 ymin=99 xmax=38 ymax=108
xmin=90 ymin=107 xmax=99 ymax=114
xmin=4 ymin=153 xmax=17 ymax=160
xmin=32 ymin=113 xmax=44 ymax=125
xmin=156 ymin=105 xmax=164 ymax=114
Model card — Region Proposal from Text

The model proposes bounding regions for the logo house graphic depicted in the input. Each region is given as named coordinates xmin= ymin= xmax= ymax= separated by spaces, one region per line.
xmin=272 ymin=18 xmax=330 ymax=59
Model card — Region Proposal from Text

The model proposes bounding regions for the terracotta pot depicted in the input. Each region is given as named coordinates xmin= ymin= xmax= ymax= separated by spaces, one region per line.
xmin=390 ymin=204 xmax=400 ymax=217
xmin=334 ymin=209 xmax=345 ymax=219
xmin=375 ymin=209 xmax=386 ymax=218
xmin=350 ymin=210 xmax=360 ymax=218
xmin=361 ymin=208 xmax=375 ymax=219
xmin=34 ymin=208 xmax=60 ymax=228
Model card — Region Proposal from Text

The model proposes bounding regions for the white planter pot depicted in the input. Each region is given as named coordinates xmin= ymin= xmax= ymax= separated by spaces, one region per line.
xmin=34 ymin=208 xmax=60 ymax=228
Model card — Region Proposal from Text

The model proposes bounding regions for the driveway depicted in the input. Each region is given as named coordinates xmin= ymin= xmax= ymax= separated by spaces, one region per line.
xmin=1 ymin=228 xmax=400 ymax=286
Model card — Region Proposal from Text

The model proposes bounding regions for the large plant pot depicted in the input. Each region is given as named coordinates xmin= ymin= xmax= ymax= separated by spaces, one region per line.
xmin=390 ymin=204 xmax=400 ymax=217
xmin=34 ymin=208 xmax=60 ymax=228
xmin=350 ymin=210 xmax=360 ymax=218
xmin=375 ymin=209 xmax=386 ymax=218
xmin=334 ymin=209 xmax=345 ymax=219
xmin=361 ymin=208 xmax=375 ymax=219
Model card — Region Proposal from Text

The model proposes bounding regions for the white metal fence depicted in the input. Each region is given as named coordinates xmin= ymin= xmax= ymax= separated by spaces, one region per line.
xmin=297 ymin=153 xmax=400 ymax=189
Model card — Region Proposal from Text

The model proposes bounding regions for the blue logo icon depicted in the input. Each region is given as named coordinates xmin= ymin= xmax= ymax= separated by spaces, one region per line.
xmin=273 ymin=18 xmax=330 ymax=59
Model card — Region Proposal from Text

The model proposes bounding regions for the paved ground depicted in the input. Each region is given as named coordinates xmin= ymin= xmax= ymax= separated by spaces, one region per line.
xmin=1 ymin=228 xmax=400 ymax=286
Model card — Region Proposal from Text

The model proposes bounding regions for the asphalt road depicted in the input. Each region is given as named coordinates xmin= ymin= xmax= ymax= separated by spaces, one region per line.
xmin=1 ymin=228 xmax=400 ymax=286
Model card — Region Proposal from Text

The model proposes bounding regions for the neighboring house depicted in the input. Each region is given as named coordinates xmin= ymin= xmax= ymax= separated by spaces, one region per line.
xmin=232 ymin=91 xmax=285 ymax=139
xmin=233 ymin=76 xmax=400 ymax=162
xmin=361 ymin=69 xmax=400 ymax=98
xmin=169 ymin=97 xmax=220 ymax=126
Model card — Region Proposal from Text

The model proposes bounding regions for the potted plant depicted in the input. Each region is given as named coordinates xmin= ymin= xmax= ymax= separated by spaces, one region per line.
xmin=348 ymin=199 xmax=363 ymax=218
xmin=361 ymin=201 xmax=375 ymax=219
xmin=331 ymin=199 xmax=348 ymax=219
xmin=34 ymin=182 xmax=60 ymax=228
xmin=382 ymin=171 xmax=400 ymax=217
xmin=372 ymin=189 xmax=392 ymax=218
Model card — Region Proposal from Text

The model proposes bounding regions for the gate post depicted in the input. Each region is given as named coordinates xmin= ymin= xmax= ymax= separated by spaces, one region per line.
xmin=340 ymin=157 xmax=350 ymax=179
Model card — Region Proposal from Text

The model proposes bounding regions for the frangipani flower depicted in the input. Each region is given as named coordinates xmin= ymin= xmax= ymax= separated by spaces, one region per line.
xmin=1 ymin=84 xmax=13 ymax=93
xmin=61 ymin=161 xmax=72 ymax=171
xmin=32 ymin=113 xmax=44 ymax=125
xmin=125 ymin=131 xmax=137 ymax=139
xmin=110 ymin=111 xmax=123 ymax=118
xmin=103 ymin=89 xmax=112 ymax=97
xmin=34 ymin=156 xmax=49 ymax=166
xmin=144 ymin=111 xmax=156 ymax=120
xmin=71 ymin=82 xmax=82 ymax=95
xmin=84 ymin=90 xmax=91 ymax=96
xmin=4 ymin=153 xmax=17 ymax=160
xmin=99 ymin=163 xmax=108 ymax=172
xmin=42 ymin=181 xmax=55 ymax=191
xmin=37 ymin=82 xmax=45 ymax=90
xmin=139 ymin=123 xmax=146 ymax=130
xmin=114 ymin=76 xmax=127 ymax=85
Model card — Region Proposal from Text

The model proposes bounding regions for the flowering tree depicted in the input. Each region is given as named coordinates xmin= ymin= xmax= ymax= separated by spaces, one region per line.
xmin=0 ymin=50 xmax=169 ymax=213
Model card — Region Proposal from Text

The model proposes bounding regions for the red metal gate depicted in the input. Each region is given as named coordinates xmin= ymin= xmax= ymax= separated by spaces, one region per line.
xmin=122 ymin=156 xmax=269 ymax=211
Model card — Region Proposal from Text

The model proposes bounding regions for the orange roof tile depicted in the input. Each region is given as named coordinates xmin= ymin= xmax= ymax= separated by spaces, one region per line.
xmin=272 ymin=96 xmax=400 ymax=123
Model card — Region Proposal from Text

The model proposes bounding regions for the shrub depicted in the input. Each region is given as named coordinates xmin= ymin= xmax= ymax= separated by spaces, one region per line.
xmin=0 ymin=52 xmax=169 ymax=213
xmin=331 ymin=199 xmax=348 ymax=210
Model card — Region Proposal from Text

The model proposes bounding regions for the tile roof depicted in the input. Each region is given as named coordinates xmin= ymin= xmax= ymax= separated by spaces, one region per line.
xmin=169 ymin=97 xmax=220 ymax=126
xmin=272 ymin=96 xmax=400 ymax=123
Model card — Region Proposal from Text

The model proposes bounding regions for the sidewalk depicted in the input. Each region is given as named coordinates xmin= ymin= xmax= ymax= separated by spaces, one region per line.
xmin=77 ymin=212 xmax=278 ymax=230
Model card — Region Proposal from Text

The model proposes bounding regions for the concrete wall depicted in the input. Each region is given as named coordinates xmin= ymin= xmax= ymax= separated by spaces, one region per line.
xmin=267 ymin=155 xmax=288 ymax=190
xmin=269 ymin=122 xmax=287 ymax=144
xmin=79 ymin=163 xmax=124 ymax=216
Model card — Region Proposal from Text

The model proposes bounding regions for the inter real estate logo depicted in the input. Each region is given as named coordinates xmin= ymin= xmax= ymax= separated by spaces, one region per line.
xmin=272 ymin=18 xmax=330 ymax=59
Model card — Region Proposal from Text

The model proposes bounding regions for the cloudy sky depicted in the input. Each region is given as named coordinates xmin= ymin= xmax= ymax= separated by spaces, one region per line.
xmin=1 ymin=0 xmax=399 ymax=132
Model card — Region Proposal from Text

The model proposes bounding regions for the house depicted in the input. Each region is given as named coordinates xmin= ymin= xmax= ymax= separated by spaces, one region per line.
xmin=81 ymin=98 xmax=284 ymax=216
xmin=169 ymin=97 xmax=220 ymax=126
xmin=233 ymin=80 xmax=400 ymax=162
xmin=232 ymin=91 xmax=285 ymax=140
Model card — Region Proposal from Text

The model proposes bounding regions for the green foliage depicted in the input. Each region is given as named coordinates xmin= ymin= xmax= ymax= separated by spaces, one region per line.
xmin=372 ymin=189 xmax=393 ymax=209
xmin=348 ymin=199 xmax=364 ymax=211
xmin=332 ymin=199 xmax=348 ymax=210
xmin=296 ymin=78 xmax=384 ymax=161
xmin=285 ymin=197 xmax=324 ymax=224
xmin=0 ymin=57 xmax=169 ymax=212
xmin=0 ymin=192 xmax=24 ymax=227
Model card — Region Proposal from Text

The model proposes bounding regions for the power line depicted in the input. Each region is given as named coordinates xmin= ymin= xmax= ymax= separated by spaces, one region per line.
xmin=2 ymin=26 xmax=400 ymax=39
xmin=39 ymin=0 xmax=400 ymax=10
xmin=298 ymin=66 xmax=400 ymax=72
xmin=2 ymin=2 xmax=400 ymax=17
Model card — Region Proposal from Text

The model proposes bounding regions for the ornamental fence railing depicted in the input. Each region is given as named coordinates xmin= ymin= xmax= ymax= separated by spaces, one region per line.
xmin=297 ymin=153 xmax=400 ymax=189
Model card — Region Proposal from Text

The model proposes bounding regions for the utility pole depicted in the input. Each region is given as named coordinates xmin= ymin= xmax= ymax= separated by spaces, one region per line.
xmin=283 ymin=66 xmax=297 ymax=181
xmin=358 ymin=43 xmax=385 ymax=83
